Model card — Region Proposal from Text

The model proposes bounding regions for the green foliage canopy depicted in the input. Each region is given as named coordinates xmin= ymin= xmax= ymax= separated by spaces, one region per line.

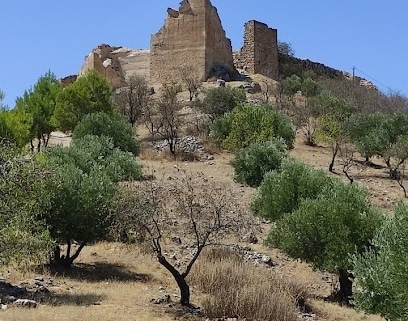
xmin=14 ymin=71 xmax=62 ymax=150
xmin=0 ymin=140 xmax=52 ymax=266
xmin=269 ymin=181 xmax=383 ymax=272
xmin=53 ymin=70 xmax=113 ymax=132
xmin=352 ymin=203 xmax=408 ymax=320
xmin=197 ymin=86 xmax=247 ymax=122
xmin=44 ymin=134 xmax=142 ymax=266
xmin=251 ymin=158 xmax=334 ymax=221
xmin=231 ymin=139 xmax=287 ymax=187
xmin=211 ymin=104 xmax=295 ymax=151
xmin=73 ymin=112 xmax=140 ymax=155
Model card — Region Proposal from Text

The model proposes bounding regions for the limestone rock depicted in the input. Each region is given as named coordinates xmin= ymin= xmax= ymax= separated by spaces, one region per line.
xmin=13 ymin=299 xmax=37 ymax=308
xmin=79 ymin=44 xmax=150 ymax=89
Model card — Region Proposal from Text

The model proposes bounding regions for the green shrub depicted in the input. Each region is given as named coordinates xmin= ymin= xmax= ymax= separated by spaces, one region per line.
xmin=231 ymin=139 xmax=287 ymax=187
xmin=196 ymin=86 xmax=247 ymax=122
xmin=352 ymin=202 xmax=408 ymax=320
xmin=210 ymin=103 xmax=295 ymax=151
xmin=48 ymin=135 xmax=141 ymax=183
xmin=73 ymin=112 xmax=140 ymax=155
xmin=251 ymin=158 xmax=334 ymax=221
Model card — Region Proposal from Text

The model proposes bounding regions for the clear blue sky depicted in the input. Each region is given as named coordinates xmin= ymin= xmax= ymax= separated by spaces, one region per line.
xmin=1 ymin=0 xmax=407 ymax=107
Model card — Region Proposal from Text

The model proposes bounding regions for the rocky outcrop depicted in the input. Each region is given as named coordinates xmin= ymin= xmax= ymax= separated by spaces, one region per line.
xmin=150 ymin=0 xmax=235 ymax=84
xmin=78 ymin=44 xmax=150 ymax=89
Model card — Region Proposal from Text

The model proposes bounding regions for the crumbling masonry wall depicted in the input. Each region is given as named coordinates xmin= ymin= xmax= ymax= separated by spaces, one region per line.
xmin=150 ymin=0 xmax=234 ymax=84
xmin=237 ymin=20 xmax=279 ymax=80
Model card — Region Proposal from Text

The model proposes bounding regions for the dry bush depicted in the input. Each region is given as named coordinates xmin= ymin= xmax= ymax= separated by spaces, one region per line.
xmin=188 ymin=247 xmax=307 ymax=321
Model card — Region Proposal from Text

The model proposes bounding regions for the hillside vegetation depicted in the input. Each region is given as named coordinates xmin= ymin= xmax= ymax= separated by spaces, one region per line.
xmin=1 ymin=66 xmax=408 ymax=321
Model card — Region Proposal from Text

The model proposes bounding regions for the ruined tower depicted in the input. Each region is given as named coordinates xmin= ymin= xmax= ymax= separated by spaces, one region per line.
xmin=150 ymin=0 xmax=234 ymax=84
xmin=239 ymin=20 xmax=279 ymax=80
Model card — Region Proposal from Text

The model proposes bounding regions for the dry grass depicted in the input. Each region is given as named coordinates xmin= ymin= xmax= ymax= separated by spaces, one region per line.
xmin=1 ymin=242 xmax=176 ymax=321
xmin=311 ymin=299 xmax=385 ymax=321
xmin=188 ymin=247 xmax=307 ymax=321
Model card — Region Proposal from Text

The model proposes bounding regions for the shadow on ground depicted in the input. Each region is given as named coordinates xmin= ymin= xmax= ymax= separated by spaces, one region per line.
xmin=40 ymin=293 xmax=107 ymax=306
xmin=48 ymin=261 xmax=151 ymax=283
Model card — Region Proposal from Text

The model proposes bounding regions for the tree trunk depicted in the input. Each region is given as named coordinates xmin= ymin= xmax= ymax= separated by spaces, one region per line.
xmin=175 ymin=274 xmax=190 ymax=306
xmin=37 ymin=137 xmax=41 ymax=153
xmin=52 ymin=241 xmax=87 ymax=268
xmin=343 ymin=166 xmax=354 ymax=184
xmin=338 ymin=269 xmax=353 ymax=304
xmin=157 ymin=255 xmax=191 ymax=306
xmin=329 ymin=142 xmax=340 ymax=173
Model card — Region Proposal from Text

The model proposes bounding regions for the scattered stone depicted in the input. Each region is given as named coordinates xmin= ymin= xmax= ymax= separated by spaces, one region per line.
xmin=171 ymin=236 xmax=182 ymax=244
xmin=261 ymin=255 xmax=273 ymax=266
xmin=152 ymin=135 xmax=213 ymax=161
xmin=2 ymin=295 xmax=16 ymax=303
xmin=242 ymin=231 xmax=258 ymax=244
xmin=13 ymin=299 xmax=37 ymax=308
xmin=152 ymin=294 xmax=171 ymax=304
xmin=216 ymin=79 xmax=226 ymax=87
xmin=227 ymin=244 xmax=275 ymax=267
xmin=0 ymin=304 xmax=7 ymax=310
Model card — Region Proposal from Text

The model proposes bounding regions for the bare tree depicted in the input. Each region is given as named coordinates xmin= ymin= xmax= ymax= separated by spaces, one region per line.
xmin=112 ymin=170 xmax=253 ymax=307
xmin=338 ymin=142 xmax=358 ymax=184
xmin=179 ymin=65 xmax=201 ymax=101
xmin=144 ymin=83 xmax=183 ymax=155
xmin=259 ymin=78 xmax=276 ymax=103
xmin=112 ymin=75 xmax=150 ymax=127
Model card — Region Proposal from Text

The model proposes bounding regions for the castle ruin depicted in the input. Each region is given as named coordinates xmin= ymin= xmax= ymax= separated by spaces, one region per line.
xmin=235 ymin=20 xmax=279 ymax=80
xmin=76 ymin=0 xmax=375 ymax=91
xmin=150 ymin=0 xmax=235 ymax=84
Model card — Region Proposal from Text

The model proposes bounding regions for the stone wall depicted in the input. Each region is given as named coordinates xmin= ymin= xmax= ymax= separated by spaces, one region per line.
xmin=79 ymin=44 xmax=125 ymax=89
xmin=79 ymin=45 xmax=151 ymax=89
xmin=235 ymin=20 xmax=279 ymax=80
xmin=150 ymin=0 xmax=234 ymax=84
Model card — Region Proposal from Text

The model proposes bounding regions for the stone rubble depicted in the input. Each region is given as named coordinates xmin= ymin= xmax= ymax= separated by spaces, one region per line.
xmin=0 ymin=276 xmax=53 ymax=308
xmin=152 ymin=135 xmax=214 ymax=161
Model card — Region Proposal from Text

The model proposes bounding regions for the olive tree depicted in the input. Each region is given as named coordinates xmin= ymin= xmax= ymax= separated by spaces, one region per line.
xmin=45 ymin=135 xmax=142 ymax=268
xmin=352 ymin=202 xmax=408 ymax=320
xmin=281 ymin=75 xmax=322 ymax=146
xmin=0 ymin=139 xmax=52 ymax=266
xmin=112 ymin=170 xmax=253 ymax=306
xmin=211 ymin=103 xmax=295 ymax=151
xmin=73 ymin=111 xmax=140 ymax=155
xmin=251 ymin=158 xmax=334 ymax=221
xmin=269 ymin=180 xmax=384 ymax=303
xmin=315 ymin=91 xmax=356 ymax=172
xmin=179 ymin=65 xmax=202 ymax=101
xmin=144 ymin=83 xmax=183 ymax=155
xmin=196 ymin=86 xmax=247 ymax=123
xmin=231 ymin=139 xmax=287 ymax=187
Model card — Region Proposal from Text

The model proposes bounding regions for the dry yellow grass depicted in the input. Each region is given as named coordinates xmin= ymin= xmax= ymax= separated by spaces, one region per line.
xmin=188 ymin=247 xmax=306 ymax=321
xmin=2 ymin=243 xmax=178 ymax=321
